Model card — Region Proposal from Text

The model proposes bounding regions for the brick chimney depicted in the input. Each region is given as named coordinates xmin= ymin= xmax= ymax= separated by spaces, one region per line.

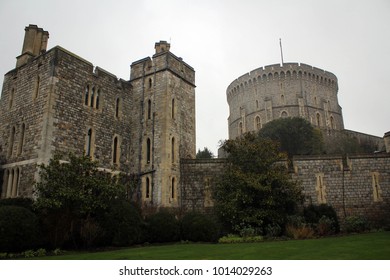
xmin=16 ymin=24 xmax=49 ymax=67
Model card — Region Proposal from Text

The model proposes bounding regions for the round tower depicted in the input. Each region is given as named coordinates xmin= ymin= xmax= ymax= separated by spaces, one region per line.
xmin=226 ymin=63 xmax=343 ymax=139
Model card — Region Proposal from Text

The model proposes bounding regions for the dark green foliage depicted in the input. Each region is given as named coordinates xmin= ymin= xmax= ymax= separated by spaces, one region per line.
xmin=259 ymin=117 xmax=325 ymax=158
xmin=214 ymin=133 xmax=303 ymax=234
xmin=303 ymin=204 xmax=340 ymax=233
xmin=99 ymin=200 xmax=143 ymax=246
xmin=196 ymin=147 xmax=215 ymax=159
xmin=0 ymin=197 xmax=34 ymax=210
xmin=180 ymin=212 xmax=221 ymax=242
xmin=33 ymin=153 xmax=136 ymax=248
xmin=0 ymin=206 xmax=41 ymax=252
xmin=145 ymin=210 xmax=180 ymax=243
xmin=344 ymin=216 xmax=368 ymax=233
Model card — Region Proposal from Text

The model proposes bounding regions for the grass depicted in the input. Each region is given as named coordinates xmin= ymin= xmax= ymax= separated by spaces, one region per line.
xmin=37 ymin=231 xmax=390 ymax=260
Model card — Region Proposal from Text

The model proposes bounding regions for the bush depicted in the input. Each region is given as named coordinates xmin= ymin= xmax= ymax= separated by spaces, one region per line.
xmin=100 ymin=200 xmax=143 ymax=246
xmin=265 ymin=223 xmax=282 ymax=238
xmin=0 ymin=198 xmax=34 ymax=210
xmin=0 ymin=206 xmax=41 ymax=252
xmin=317 ymin=215 xmax=336 ymax=236
xmin=344 ymin=216 xmax=368 ymax=233
xmin=145 ymin=210 xmax=180 ymax=243
xmin=285 ymin=224 xmax=314 ymax=239
xmin=304 ymin=204 xmax=340 ymax=233
xmin=180 ymin=212 xmax=221 ymax=242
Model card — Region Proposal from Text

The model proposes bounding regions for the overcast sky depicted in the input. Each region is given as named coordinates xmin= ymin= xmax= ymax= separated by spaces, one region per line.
xmin=0 ymin=0 xmax=389 ymax=155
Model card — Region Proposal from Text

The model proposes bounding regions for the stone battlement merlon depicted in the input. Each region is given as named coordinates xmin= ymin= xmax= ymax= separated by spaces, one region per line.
xmin=227 ymin=62 xmax=338 ymax=101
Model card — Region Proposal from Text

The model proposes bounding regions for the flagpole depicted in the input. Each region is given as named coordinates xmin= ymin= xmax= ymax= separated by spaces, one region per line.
xmin=279 ymin=38 xmax=284 ymax=66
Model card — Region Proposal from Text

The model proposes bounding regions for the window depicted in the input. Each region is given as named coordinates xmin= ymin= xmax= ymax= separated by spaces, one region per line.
xmin=84 ymin=86 xmax=89 ymax=106
xmin=146 ymin=138 xmax=151 ymax=164
xmin=113 ymin=136 xmax=119 ymax=165
xmin=17 ymin=123 xmax=25 ymax=156
xmin=115 ymin=98 xmax=120 ymax=118
xmin=171 ymin=98 xmax=175 ymax=119
xmin=316 ymin=113 xmax=321 ymax=127
xmin=171 ymin=177 xmax=175 ymax=199
xmin=2 ymin=168 xmax=20 ymax=198
xmin=33 ymin=76 xmax=40 ymax=100
xmin=147 ymin=99 xmax=152 ymax=120
xmin=239 ymin=122 xmax=243 ymax=135
xmin=96 ymin=89 xmax=100 ymax=109
xmin=146 ymin=177 xmax=150 ymax=199
xmin=281 ymin=94 xmax=285 ymax=104
xmin=281 ymin=111 xmax=288 ymax=118
xmin=171 ymin=137 xmax=175 ymax=163
xmin=8 ymin=126 xmax=15 ymax=158
xmin=149 ymin=78 xmax=152 ymax=88
xmin=90 ymin=87 xmax=95 ymax=107
xmin=330 ymin=116 xmax=335 ymax=129
xmin=86 ymin=128 xmax=93 ymax=157
xmin=255 ymin=116 xmax=261 ymax=130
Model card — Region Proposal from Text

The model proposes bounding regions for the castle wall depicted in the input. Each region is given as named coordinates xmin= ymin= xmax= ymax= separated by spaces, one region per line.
xmin=180 ymin=154 xmax=390 ymax=228
xmin=226 ymin=63 xmax=343 ymax=139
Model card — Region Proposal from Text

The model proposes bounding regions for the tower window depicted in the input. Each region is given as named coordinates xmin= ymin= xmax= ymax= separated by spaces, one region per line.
xmin=171 ymin=177 xmax=175 ymax=199
xmin=17 ymin=123 xmax=25 ymax=156
xmin=171 ymin=98 xmax=175 ymax=119
xmin=113 ymin=136 xmax=120 ymax=165
xmin=146 ymin=177 xmax=150 ymax=199
xmin=255 ymin=116 xmax=261 ymax=130
xmin=115 ymin=98 xmax=120 ymax=118
xmin=96 ymin=89 xmax=100 ymax=109
xmin=9 ymin=88 xmax=15 ymax=109
xmin=171 ymin=137 xmax=175 ymax=163
xmin=33 ymin=76 xmax=40 ymax=100
xmin=84 ymin=86 xmax=89 ymax=106
xmin=86 ymin=128 xmax=93 ymax=157
xmin=90 ymin=87 xmax=95 ymax=107
xmin=8 ymin=126 xmax=16 ymax=158
xmin=146 ymin=138 xmax=151 ymax=164
xmin=316 ymin=113 xmax=321 ymax=127
xmin=149 ymin=78 xmax=152 ymax=88
xmin=147 ymin=99 xmax=152 ymax=120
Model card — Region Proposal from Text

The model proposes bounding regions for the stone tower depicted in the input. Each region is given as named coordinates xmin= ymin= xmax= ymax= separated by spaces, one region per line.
xmin=129 ymin=41 xmax=196 ymax=208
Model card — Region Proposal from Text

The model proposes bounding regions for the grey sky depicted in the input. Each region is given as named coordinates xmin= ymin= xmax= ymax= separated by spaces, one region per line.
xmin=1 ymin=0 xmax=389 ymax=155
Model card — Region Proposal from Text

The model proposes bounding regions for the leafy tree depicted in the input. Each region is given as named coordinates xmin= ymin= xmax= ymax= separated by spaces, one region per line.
xmin=34 ymin=153 xmax=136 ymax=248
xmin=196 ymin=147 xmax=215 ymax=159
xmin=214 ymin=133 xmax=303 ymax=234
xmin=259 ymin=117 xmax=324 ymax=158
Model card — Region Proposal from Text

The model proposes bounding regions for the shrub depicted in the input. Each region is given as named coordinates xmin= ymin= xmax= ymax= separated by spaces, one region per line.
xmin=0 ymin=206 xmax=41 ymax=252
xmin=0 ymin=197 xmax=34 ymax=210
xmin=317 ymin=215 xmax=336 ymax=236
xmin=344 ymin=216 xmax=368 ymax=233
xmin=304 ymin=204 xmax=340 ymax=233
xmin=145 ymin=210 xmax=180 ymax=243
xmin=265 ymin=223 xmax=282 ymax=238
xmin=100 ymin=200 xmax=143 ymax=246
xmin=285 ymin=224 xmax=314 ymax=239
xmin=180 ymin=212 xmax=221 ymax=242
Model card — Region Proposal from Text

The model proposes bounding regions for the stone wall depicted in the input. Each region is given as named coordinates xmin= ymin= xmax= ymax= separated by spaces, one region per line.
xmin=180 ymin=154 xmax=390 ymax=228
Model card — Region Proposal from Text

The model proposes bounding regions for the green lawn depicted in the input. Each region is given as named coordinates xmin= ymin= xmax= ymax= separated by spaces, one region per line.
xmin=39 ymin=231 xmax=390 ymax=260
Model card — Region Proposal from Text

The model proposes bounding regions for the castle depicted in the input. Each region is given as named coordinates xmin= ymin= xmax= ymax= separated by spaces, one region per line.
xmin=0 ymin=25 xmax=195 ymax=208
xmin=1 ymin=25 xmax=389 ymax=227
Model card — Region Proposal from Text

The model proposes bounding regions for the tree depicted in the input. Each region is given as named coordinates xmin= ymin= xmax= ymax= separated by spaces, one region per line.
xmin=213 ymin=133 xmax=303 ymax=234
xmin=259 ymin=117 xmax=324 ymax=158
xmin=196 ymin=147 xmax=215 ymax=159
xmin=34 ymin=153 xmax=136 ymax=248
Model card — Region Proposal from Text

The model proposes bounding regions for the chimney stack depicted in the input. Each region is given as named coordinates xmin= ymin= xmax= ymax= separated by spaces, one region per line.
xmin=16 ymin=24 xmax=49 ymax=67
xmin=154 ymin=40 xmax=170 ymax=54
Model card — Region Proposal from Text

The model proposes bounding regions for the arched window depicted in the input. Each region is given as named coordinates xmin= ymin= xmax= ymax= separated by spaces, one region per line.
xmin=113 ymin=136 xmax=119 ymax=164
xmin=8 ymin=126 xmax=16 ymax=158
xmin=171 ymin=98 xmax=175 ymax=119
xmin=90 ymin=87 xmax=95 ymax=107
xmin=1 ymin=169 xmax=9 ymax=198
xmin=171 ymin=177 xmax=175 ymax=199
xmin=330 ymin=116 xmax=335 ymax=129
xmin=146 ymin=177 xmax=150 ymax=199
xmin=171 ymin=137 xmax=175 ymax=163
xmin=281 ymin=94 xmax=285 ymax=104
xmin=33 ymin=76 xmax=40 ymax=100
xmin=96 ymin=89 xmax=100 ymax=109
xmin=149 ymin=78 xmax=152 ymax=88
xmin=86 ymin=128 xmax=93 ymax=157
xmin=281 ymin=111 xmax=288 ymax=118
xmin=146 ymin=138 xmax=151 ymax=164
xmin=316 ymin=113 xmax=321 ymax=127
xmin=147 ymin=99 xmax=152 ymax=120
xmin=84 ymin=86 xmax=89 ymax=106
xmin=115 ymin=98 xmax=120 ymax=118
xmin=12 ymin=168 xmax=20 ymax=198
xmin=256 ymin=100 xmax=259 ymax=108
xmin=18 ymin=123 xmax=25 ymax=156
xmin=255 ymin=116 xmax=261 ymax=130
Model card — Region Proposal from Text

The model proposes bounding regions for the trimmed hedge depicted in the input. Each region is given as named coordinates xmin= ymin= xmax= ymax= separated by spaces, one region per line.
xmin=0 ymin=206 xmax=41 ymax=252
xmin=145 ymin=210 xmax=180 ymax=243
xmin=180 ymin=212 xmax=221 ymax=242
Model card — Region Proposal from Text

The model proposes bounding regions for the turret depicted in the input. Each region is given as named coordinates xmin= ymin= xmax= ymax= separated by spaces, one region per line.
xmin=16 ymin=24 xmax=49 ymax=67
